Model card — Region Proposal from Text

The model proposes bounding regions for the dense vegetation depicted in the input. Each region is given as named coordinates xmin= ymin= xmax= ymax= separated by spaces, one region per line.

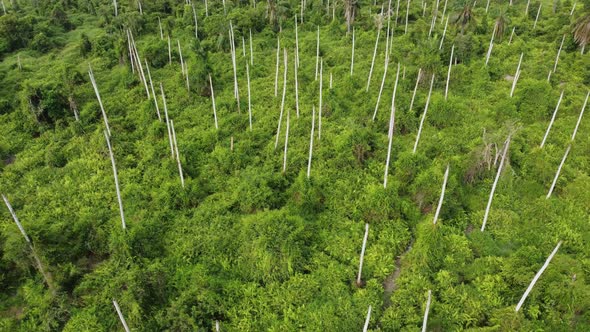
xmin=1 ymin=0 xmax=589 ymax=330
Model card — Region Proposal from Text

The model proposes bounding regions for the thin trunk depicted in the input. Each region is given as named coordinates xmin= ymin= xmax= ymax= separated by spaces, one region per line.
xmin=363 ymin=305 xmax=372 ymax=332
xmin=132 ymin=33 xmax=150 ymax=99
xmin=570 ymin=2 xmax=576 ymax=15
xmin=508 ymin=27 xmax=515 ymax=44
xmin=295 ymin=15 xmax=300 ymax=68
xmin=485 ymin=29 xmax=495 ymax=66
xmin=547 ymin=70 xmax=552 ymax=82
xmin=113 ymin=300 xmax=131 ymax=332
xmin=373 ymin=56 xmax=390 ymax=122
xmin=205 ymin=0 xmax=208 ymax=16
xmin=1 ymin=1 xmax=5 ymax=14
xmin=439 ymin=16 xmax=448 ymax=49
xmin=192 ymin=3 xmax=198 ymax=39
xmin=185 ymin=63 xmax=190 ymax=91
xmin=405 ymin=0 xmax=411 ymax=34
xmin=126 ymin=30 xmax=135 ymax=73
xmin=275 ymin=37 xmax=280 ymax=97
xmin=158 ymin=17 xmax=164 ymax=39
xmin=282 ymin=110 xmax=290 ymax=173
xmin=433 ymin=164 xmax=449 ymax=225
xmin=104 ymin=130 xmax=126 ymax=230
xmin=366 ymin=29 xmax=381 ymax=92
xmin=486 ymin=0 xmax=490 ymax=12
xmin=351 ymin=28 xmax=355 ymax=76
xmin=307 ymin=106 xmax=315 ymax=178
xmin=318 ymin=59 xmax=323 ymax=140
xmin=533 ymin=4 xmax=542 ymax=30
xmin=315 ymin=26 xmax=320 ymax=80
xmin=275 ymin=49 xmax=288 ymax=150
xmin=445 ymin=44 xmax=454 ymax=99
xmin=546 ymin=144 xmax=571 ymax=198
xmin=137 ymin=0 xmax=142 ymax=14
xmin=170 ymin=120 xmax=185 ymax=188
xmin=249 ymin=29 xmax=254 ymax=65
xmin=2 ymin=195 xmax=31 ymax=244
xmin=540 ymin=90 xmax=564 ymax=148
xmin=510 ymin=53 xmax=523 ymax=97
xmin=413 ymin=74 xmax=435 ymax=153
xmin=209 ymin=74 xmax=218 ymax=129
xmin=242 ymin=36 xmax=246 ymax=57
xmin=409 ymin=68 xmax=422 ymax=112
xmin=440 ymin=0 xmax=448 ymax=23
xmin=167 ymin=35 xmax=172 ymax=65
xmin=246 ymin=63 xmax=252 ymax=131
xmin=422 ymin=290 xmax=432 ymax=332
xmin=113 ymin=0 xmax=117 ymax=16
xmin=481 ymin=136 xmax=511 ymax=232
xmin=294 ymin=50 xmax=300 ymax=118
xmin=356 ymin=223 xmax=369 ymax=285
xmin=384 ymin=64 xmax=401 ymax=188
xmin=525 ymin=0 xmax=531 ymax=15
xmin=515 ymin=241 xmax=562 ymax=312
xmin=88 ymin=66 xmax=111 ymax=137
xmin=160 ymin=83 xmax=175 ymax=157
xmin=145 ymin=60 xmax=161 ymax=121
xmin=571 ymin=91 xmax=589 ymax=141
xmin=553 ymin=34 xmax=565 ymax=73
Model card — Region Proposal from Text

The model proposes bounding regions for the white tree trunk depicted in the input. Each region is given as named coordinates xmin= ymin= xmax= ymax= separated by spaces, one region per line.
xmin=422 ymin=290 xmax=432 ymax=332
xmin=167 ymin=35 xmax=172 ymax=65
xmin=209 ymin=74 xmax=218 ymax=130
xmin=440 ymin=0 xmax=448 ymax=23
xmin=2 ymin=194 xmax=31 ymax=243
xmin=282 ymin=110 xmax=290 ymax=173
xmin=508 ymin=27 xmax=516 ymax=44
xmin=384 ymin=64 xmax=401 ymax=188
xmin=485 ymin=29 xmax=495 ymax=66
xmin=553 ymin=34 xmax=565 ymax=73
xmin=515 ymin=241 xmax=562 ymax=312
xmin=192 ymin=3 xmax=198 ymax=39
xmin=351 ymin=28 xmax=355 ymax=76
xmin=205 ymin=0 xmax=208 ymax=16
xmin=525 ymin=0 xmax=531 ymax=15
xmin=363 ymin=305 xmax=372 ymax=332
xmin=113 ymin=0 xmax=117 ymax=16
xmin=275 ymin=49 xmax=288 ymax=150
xmin=366 ymin=29 xmax=381 ymax=92
xmin=88 ymin=66 xmax=111 ymax=137
xmin=113 ymin=300 xmax=130 ymax=332
xmin=160 ymin=83 xmax=175 ymax=157
xmin=409 ymin=68 xmax=422 ymax=112
xmin=481 ymin=136 xmax=511 ymax=232
xmin=439 ymin=16 xmax=449 ymax=49
xmin=571 ymin=91 xmax=589 ymax=141
xmin=249 ymin=29 xmax=254 ymax=65
xmin=546 ymin=145 xmax=571 ymax=199
xmin=104 ymin=131 xmax=126 ymax=230
xmin=307 ymin=106 xmax=315 ymax=178
xmin=246 ymin=63 xmax=252 ymax=131
xmin=356 ymin=223 xmax=369 ymax=285
xmin=318 ymin=59 xmax=323 ymax=140
xmin=510 ymin=53 xmax=523 ymax=97
xmin=570 ymin=1 xmax=576 ymax=15
xmin=373 ymin=56 xmax=389 ymax=122
xmin=315 ymin=26 xmax=320 ymax=80
xmin=274 ymin=37 xmax=280 ymax=97
xmin=533 ymin=4 xmax=542 ymax=29
xmin=158 ymin=17 xmax=164 ymax=39
xmin=294 ymin=50 xmax=300 ymax=118
xmin=295 ymin=15 xmax=300 ymax=68
xmin=433 ymin=164 xmax=449 ymax=224
xmin=445 ymin=44 xmax=454 ymax=99
xmin=126 ymin=30 xmax=135 ymax=73
xmin=405 ymin=0 xmax=411 ymax=34
xmin=145 ymin=60 xmax=161 ymax=121
xmin=177 ymin=40 xmax=185 ymax=77
xmin=170 ymin=120 xmax=185 ymax=188
xmin=413 ymin=74 xmax=435 ymax=153
xmin=540 ymin=90 xmax=564 ymax=148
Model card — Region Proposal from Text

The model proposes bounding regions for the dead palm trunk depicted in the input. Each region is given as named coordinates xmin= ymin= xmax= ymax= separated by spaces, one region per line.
xmin=356 ymin=223 xmax=369 ymax=286
xmin=209 ymin=74 xmax=218 ymax=129
xmin=318 ymin=59 xmax=323 ymax=140
xmin=481 ymin=136 xmax=511 ymax=232
xmin=351 ymin=28 xmax=355 ymax=76
xmin=249 ymin=29 xmax=254 ymax=65
xmin=384 ymin=64 xmax=401 ymax=188
xmin=104 ymin=130 xmax=126 ymax=230
xmin=275 ymin=49 xmax=288 ymax=150
xmin=510 ymin=53 xmax=523 ymax=97
xmin=294 ymin=50 xmax=300 ymax=118
xmin=533 ymin=4 xmax=542 ymax=30
xmin=126 ymin=30 xmax=135 ymax=73
xmin=433 ymin=164 xmax=449 ymax=225
xmin=307 ymin=106 xmax=315 ymax=178
xmin=145 ymin=60 xmax=161 ymax=121
xmin=421 ymin=290 xmax=432 ymax=332
xmin=373 ymin=55 xmax=389 ymax=122
xmin=88 ymin=66 xmax=111 ymax=137
xmin=439 ymin=16 xmax=449 ymax=49
xmin=540 ymin=90 xmax=564 ymax=148
xmin=409 ymin=68 xmax=422 ymax=112
xmin=363 ymin=305 xmax=372 ymax=332
xmin=485 ymin=29 xmax=495 ymax=66
xmin=246 ymin=63 xmax=252 ymax=131
xmin=113 ymin=299 xmax=131 ymax=332
xmin=170 ymin=120 xmax=185 ymax=188
xmin=295 ymin=15 xmax=300 ymax=68
xmin=167 ymin=35 xmax=172 ymax=65
xmin=178 ymin=40 xmax=185 ymax=77
xmin=113 ymin=0 xmax=117 ymax=16
xmin=366 ymin=29 xmax=381 ymax=92
xmin=546 ymin=145 xmax=571 ymax=199
xmin=160 ymin=83 xmax=175 ymax=157
xmin=282 ymin=109 xmax=290 ymax=173
xmin=413 ymin=74 xmax=435 ymax=153
xmin=508 ymin=27 xmax=516 ymax=44
xmin=571 ymin=91 xmax=589 ymax=141
xmin=158 ymin=17 xmax=164 ymax=39
xmin=405 ymin=0 xmax=411 ymax=34
xmin=553 ymin=34 xmax=565 ymax=73
xmin=274 ymin=37 xmax=280 ymax=97
xmin=205 ymin=0 xmax=208 ymax=16
xmin=445 ymin=44 xmax=454 ymax=99
xmin=192 ymin=3 xmax=198 ymax=39
xmin=515 ymin=241 xmax=562 ymax=312
xmin=315 ymin=26 xmax=320 ymax=80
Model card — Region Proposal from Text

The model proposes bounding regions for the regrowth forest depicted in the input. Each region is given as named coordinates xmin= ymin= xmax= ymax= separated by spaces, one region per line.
xmin=1 ymin=0 xmax=589 ymax=330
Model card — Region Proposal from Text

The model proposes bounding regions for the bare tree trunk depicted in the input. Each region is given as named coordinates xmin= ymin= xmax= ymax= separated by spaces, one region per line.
xmin=145 ymin=60 xmax=161 ymax=121
xmin=307 ymin=106 xmax=315 ymax=178
xmin=318 ymin=59 xmax=323 ymax=140
xmin=422 ymin=290 xmax=432 ymax=332
xmin=246 ymin=63 xmax=252 ymax=131
xmin=88 ymin=66 xmax=111 ymax=137
xmin=481 ymin=136 xmax=511 ymax=232
xmin=282 ymin=110 xmax=290 ymax=173
xmin=525 ymin=0 xmax=530 ymax=15
xmin=439 ymin=16 xmax=448 ymax=49
xmin=295 ymin=15 xmax=300 ymax=68
xmin=373 ymin=56 xmax=390 ymax=122
xmin=405 ymin=0 xmax=411 ymax=34
xmin=547 ymin=145 xmax=571 ymax=199
xmin=113 ymin=300 xmax=131 ymax=332
xmin=515 ymin=241 xmax=562 ymax=312
xmin=540 ymin=90 xmax=564 ymax=148
xmin=205 ymin=0 xmax=208 ymax=16
xmin=167 ymin=35 xmax=172 ymax=65
xmin=137 ymin=0 xmax=143 ymax=14
xmin=571 ymin=91 xmax=589 ymax=141
xmin=104 ymin=131 xmax=126 ymax=230
xmin=363 ymin=305 xmax=372 ymax=332
xmin=351 ymin=28 xmax=355 ymax=76
xmin=570 ymin=2 xmax=576 ymax=15
xmin=192 ymin=3 xmax=198 ymax=39
xmin=485 ymin=29 xmax=495 ymax=66
xmin=315 ymin=26 xmax=320 ymax=80
xmin=510 ymin=53 xmax=523 ymax=97
xmin=433 ymin=164 xmax=449 ymax=224
xmin=126 ymin=30 xmax=135 ymax=73
xmin=445 ymin=44 xmax=454 ymax=99
xmin=274 ymin=37 xmax=280 ymax=97
xmin=356 ymin=223 xmax=369 ymax=286
xmin=409 ymin=68 xmax=422 ymax=112
xmin=170 ymin=120 xmax=185 ymax=188
xmin=384 ymin=64 xmax=401 ymax=188
xmin=533 ymin=4 xmax=542 ymax=30
xmin=249 ymin=29 xmax=254 ymax=65
xmin=160 ymin=83 xmax=175 ymax=157
xmin=294 ymin=50 xmax=300 ymax=118
xmin=366 ymin=29 xmax=381 ymax=92
xmin=275 ymin=49 xmax=288 ymax=150
xmin=113 ymin=0 xmax=117 ymax=16
xmin=413 ymin=74 xmax=435 ymax=153
xmin=508 ymin=27 xmax=515 ymax=44
xmin=553 ymin=34 xmax=565 ymax=73
xmin=158 ymin=17 xmax=164 ymax=39
xmin=209 ymin=74 xmax=218 ymax=129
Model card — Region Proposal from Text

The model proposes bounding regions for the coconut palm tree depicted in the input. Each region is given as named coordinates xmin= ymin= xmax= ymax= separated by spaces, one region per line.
xmin=573 ymin=14 xmax=590 ymax=54
xmin=493 ymin=12 xmax=509 ymax=40
xmin=454 ymin=5 xmax=475 ymax=35
xmin=344 ymin=0 xmax=360 ymax=34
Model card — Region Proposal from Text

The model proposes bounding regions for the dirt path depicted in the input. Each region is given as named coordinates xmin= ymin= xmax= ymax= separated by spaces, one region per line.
xmin=382 ymin=238 xmax=414 ymax=310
